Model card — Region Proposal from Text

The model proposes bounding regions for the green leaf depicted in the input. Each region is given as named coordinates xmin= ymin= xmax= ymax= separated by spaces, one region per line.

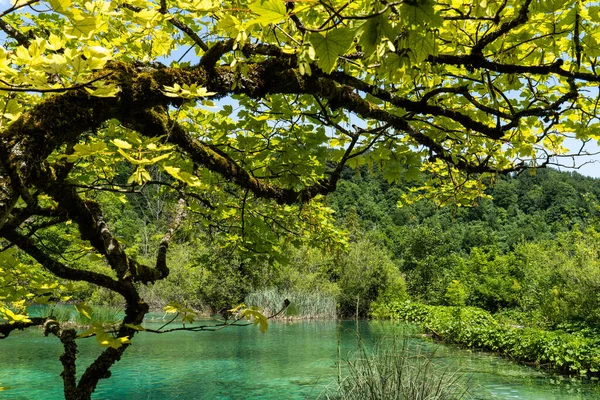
xmin=48 ymin=0 xmax=72 ymax=13
xmin=2 ymin=308 xmax=32 ymax=324
xmin=162 ymin=165 xmax=206 ymax=188
xmin=104 ymin=336 xmax=131 ymax=349
xmin=248 ymin=0 xmax=288 ymax=26
xmin=358 ymin=15 xmax=394 ymax=58
xmin=309 ymin=28 xmax=354 ymax=73
xmin=124 ymin=323 xmax=146 ymax=331
xmin=79 ymin=324 xmax=131 ymax=349
xmin=217 ymin=14 xmax=243 ymax=38
xmin=112 ymin=139 xmax=132 ymax=149
xmin=67 ymin=16 xmax=99 ymax=39
xmin=127 ymin=167 xmax=151 ymax=184
xmin=164 ymin=303 xmax=181 ymax=314
xmin=407 ymin=29 xmax=436 ymax=62
xmin=162 ymin=83 xmax=216 ymax=98
xmin=34 ymin=295 xmax=52 ymax=304
xmin=85 ymin=83 xmax=121 ymax=97
xmin=69 ymin=142 xmax=107 ymax=158
xmin=75 ymin=303 xmax=93 ymax=320
xmin=400 ymin=0 xmax=443 ymax=28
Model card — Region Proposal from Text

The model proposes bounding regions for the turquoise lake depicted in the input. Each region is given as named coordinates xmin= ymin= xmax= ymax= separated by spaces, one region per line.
xmin=0 ymin=318 xmax=599 ymax=399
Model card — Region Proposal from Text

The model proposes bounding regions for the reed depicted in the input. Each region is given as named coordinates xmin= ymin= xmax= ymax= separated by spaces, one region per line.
xmin=35 ymin=304 xmax=123 ymax=327
xmin=35 ymin=304 xmax=73 ymax=322
xmin=322 ymin=336 xmax=469 ymax=400
xmin=74 ymin=305 xmax=123 ymax=326
xmin=245 ymin=288 xmax=337 ymax=319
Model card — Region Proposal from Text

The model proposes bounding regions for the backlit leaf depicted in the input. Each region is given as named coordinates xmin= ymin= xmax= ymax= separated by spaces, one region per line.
xmin=248 ymin=0 xmax=288 ymax=26
xmin=309 ymin=28 xmax=354 ymax=73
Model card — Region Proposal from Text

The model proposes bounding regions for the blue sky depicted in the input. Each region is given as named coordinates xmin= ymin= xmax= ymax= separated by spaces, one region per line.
xmin=556 ymin=139 xmax=600 ymax=178
xmin=554 ymin=159 xmax=600 ymax=178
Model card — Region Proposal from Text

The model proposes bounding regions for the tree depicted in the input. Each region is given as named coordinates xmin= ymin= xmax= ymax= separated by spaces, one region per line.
xmin=0 ymin=0 xmax=599 ymax=398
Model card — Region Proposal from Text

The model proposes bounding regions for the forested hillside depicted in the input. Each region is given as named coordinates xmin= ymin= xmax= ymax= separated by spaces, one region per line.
xmin=328 ymin=167 xmax=600 ymax=326
xmin=73 ymin=166 xmax=600 ymax=329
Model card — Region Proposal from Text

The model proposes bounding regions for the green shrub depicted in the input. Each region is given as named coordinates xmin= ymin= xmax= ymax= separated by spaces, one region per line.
xmin=336 ymin=238 xmax=407 ymax=318
xmin=444 ymin=280 xmax=467 ymax=307
xmin=374 ymin=301 xmax=600 ymax=377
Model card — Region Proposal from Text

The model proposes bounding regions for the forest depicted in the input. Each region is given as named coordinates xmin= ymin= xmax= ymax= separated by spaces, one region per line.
xmin=66 ymin=165 xmax=600 ymax=330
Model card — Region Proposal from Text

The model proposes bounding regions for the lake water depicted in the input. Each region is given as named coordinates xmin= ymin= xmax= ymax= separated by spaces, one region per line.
xmin=0 ymin=318 xmax=599 ymax=399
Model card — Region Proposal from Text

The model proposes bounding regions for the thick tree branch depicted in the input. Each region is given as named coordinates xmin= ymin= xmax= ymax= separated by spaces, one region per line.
xmin=0 ymin=228 xmax=125 ymax=294
xmin=472 ymin=0 xmax=532 ymax=54
xmin=155 ymin=197 xmax=186 ymax=281
xmin=59 ymin=329 xmax=78 ymax=399
xmin=37 ymin=178 xmax=137 ymax=279
xmin=5 ymin=206 xmax=66 ymax=230
xmin=75 ymin=297 xmax=148 ymax=398
xmin=2 ymin=49 xmax=590 ymax=228
xmin=120 ymin=107 xmax=339 ymax=203
xmin=0 ymin=18 xmax=32 ymax=46
xmin=0 ymin=187 xmax=18 ymax=233
xmin=44 ymin=322 xmax=78 ymax=399
xmin=0 ymin=141 xmax=37 ymax=207
xmin=0 ymin=317 xmax=47 ymax=339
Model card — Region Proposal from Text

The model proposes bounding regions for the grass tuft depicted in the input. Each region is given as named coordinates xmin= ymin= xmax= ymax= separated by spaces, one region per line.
xmin=246 ymin=288 xmax=337 ymax=319
xmin=322 ymin=336 xmax=469 ymax=400
xmin=34 ymin=304 xmax=123 ymax=327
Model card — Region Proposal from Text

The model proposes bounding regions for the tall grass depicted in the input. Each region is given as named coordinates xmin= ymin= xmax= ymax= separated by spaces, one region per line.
xmin=34 ymin=304 xmax=124 ymax=327
xmin=322 ymin=337 xmax=469 ymax=400
xmin=245 ymin=288 xmax=337 ymax=319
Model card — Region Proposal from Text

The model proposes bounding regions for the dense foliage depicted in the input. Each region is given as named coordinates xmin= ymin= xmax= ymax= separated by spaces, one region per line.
xmin=373 ymin=301 xmax=600 ymax=377
xmin=329 ymin=168 xmax=600 ymax=326
xmin=83 ymin=166 xmax=600 ymax=331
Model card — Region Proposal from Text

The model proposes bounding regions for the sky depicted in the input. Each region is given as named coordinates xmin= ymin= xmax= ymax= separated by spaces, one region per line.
xmin=554 ymin=139 xmax=600 ymax=178
xmin=562 ymin=159 xmax=600 ymax=178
